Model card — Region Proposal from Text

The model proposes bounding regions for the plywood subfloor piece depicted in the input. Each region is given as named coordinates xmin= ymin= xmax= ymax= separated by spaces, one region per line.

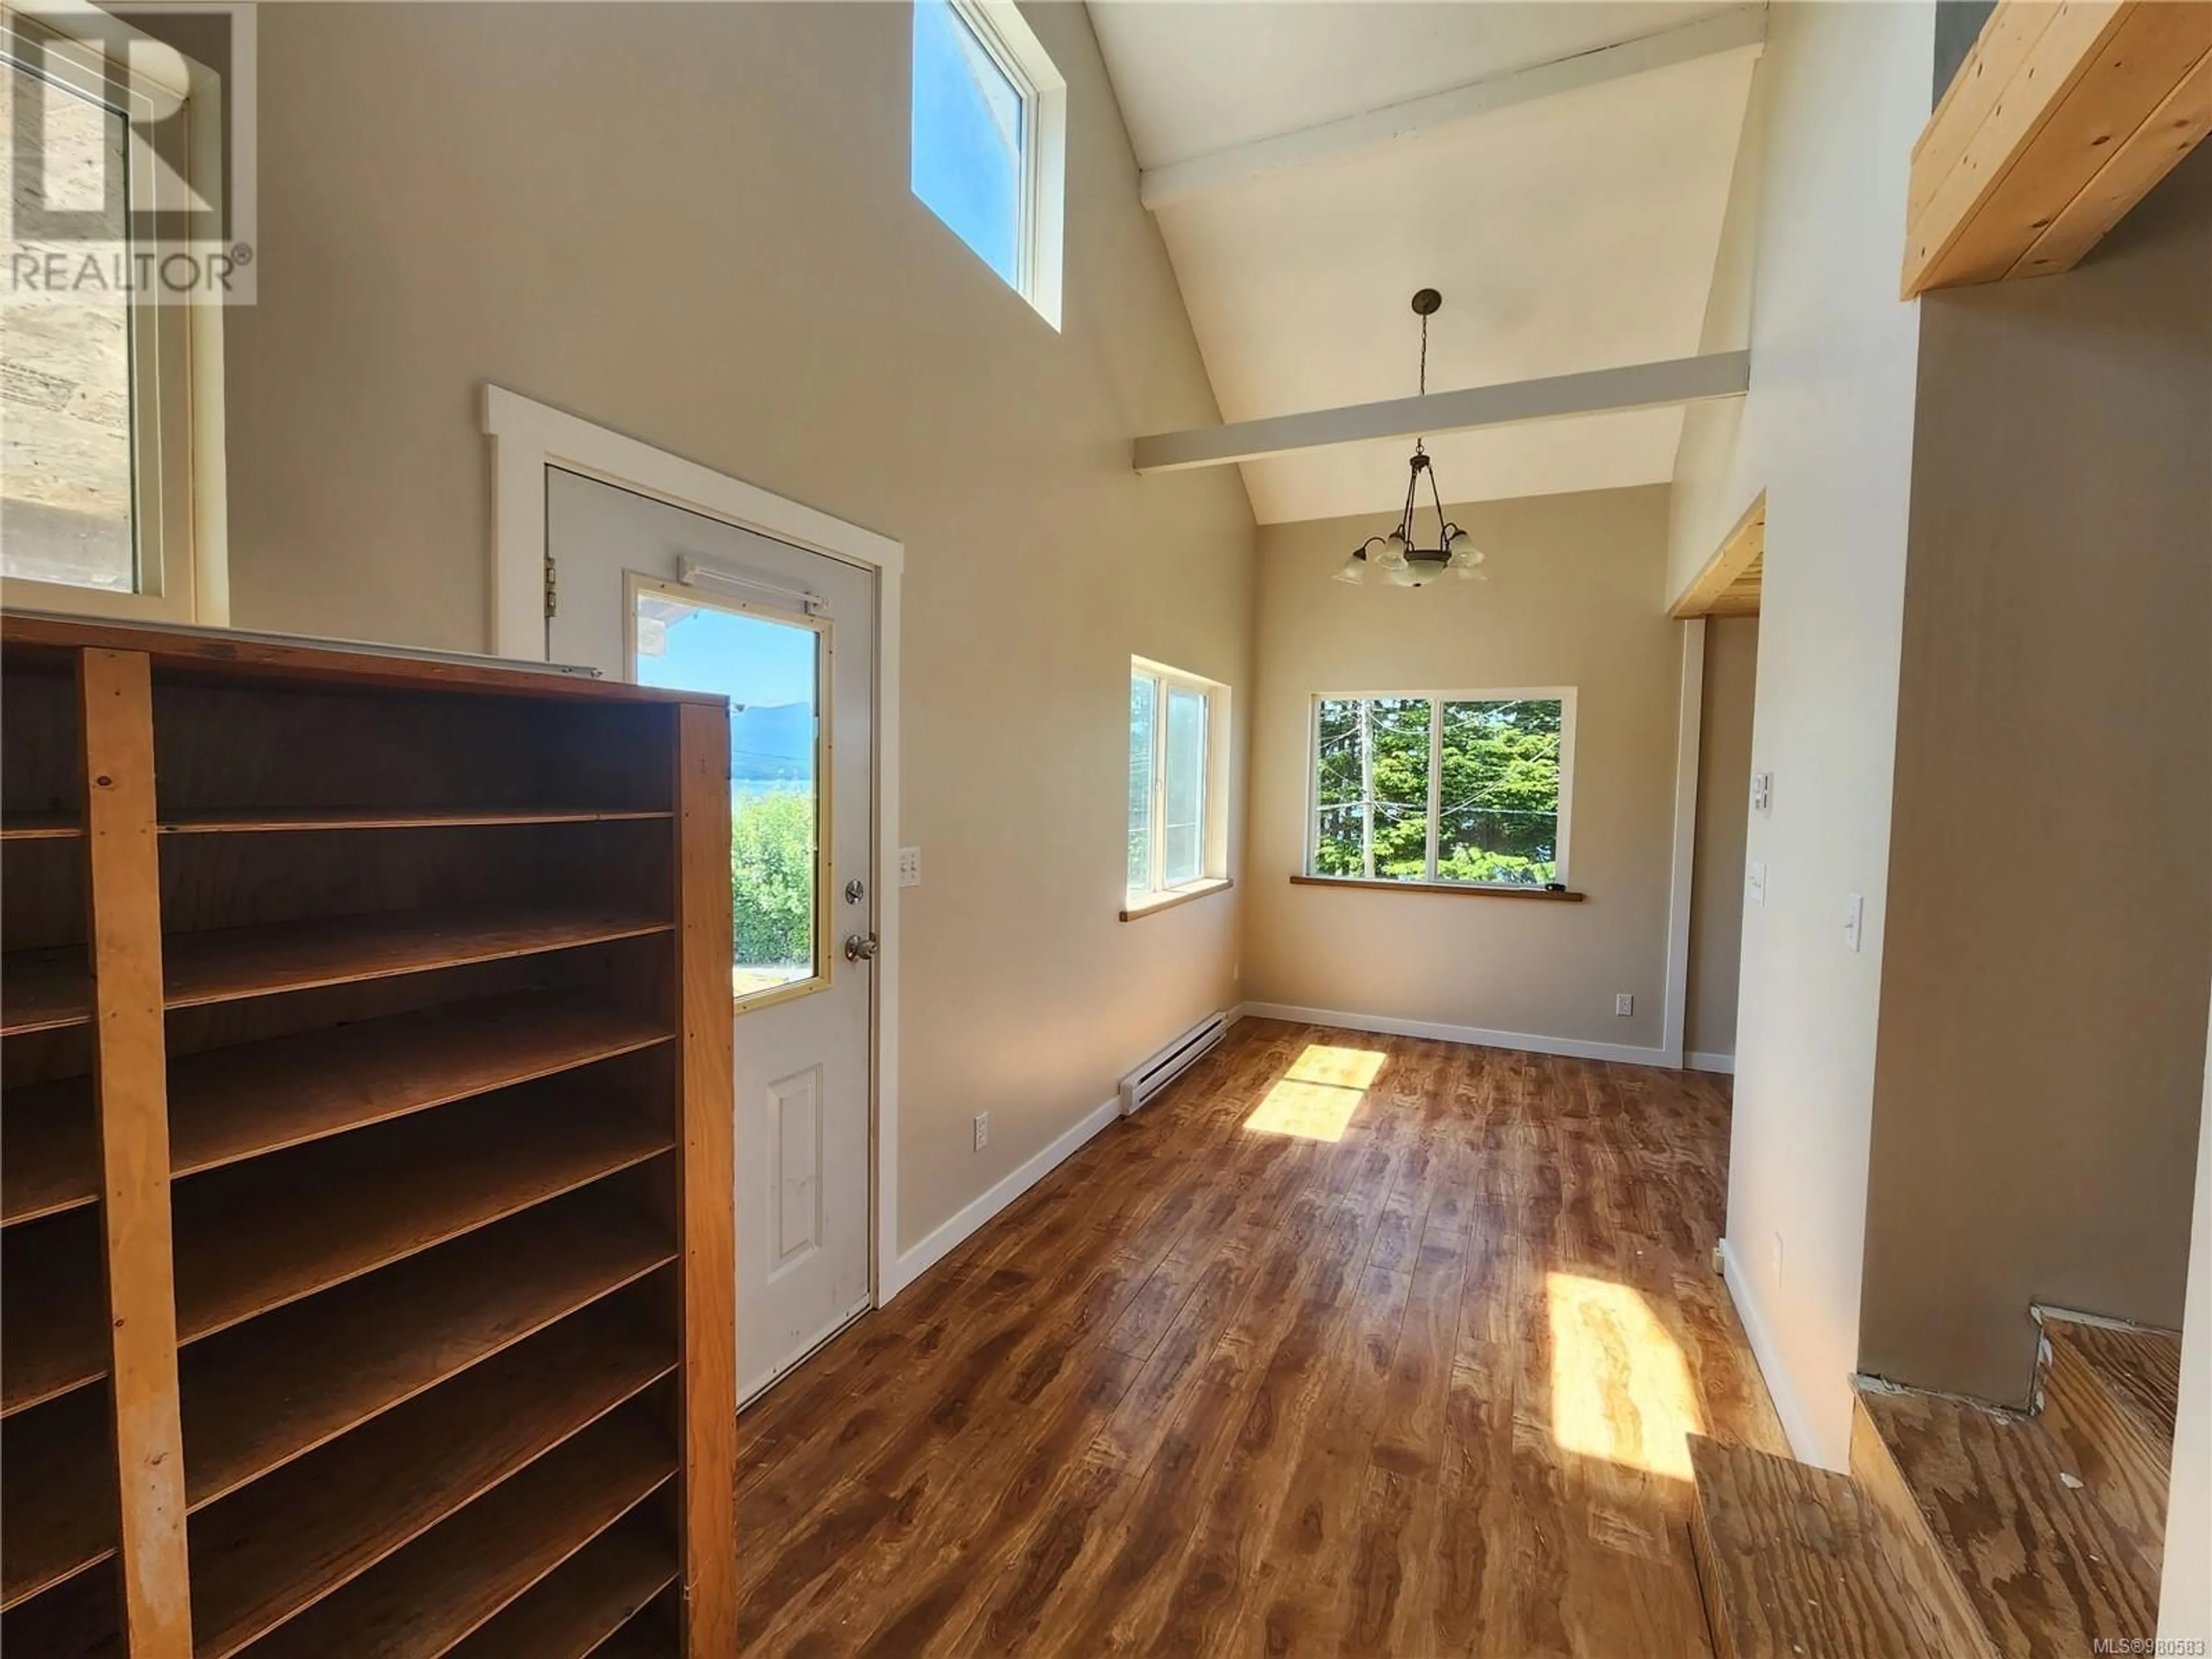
xmin=2036 ymin=1315 xmax=2180 ymax=1568
xmin=242 ymin=1407 xmax=676 ymax=1659
xmin=1688 ymin=1434 xmax=1941 ymax=1658
xmin=1859 ymin=1385 xmax=2160 ymax=1654
xmin=180 ymin=1192 xmax=675 ymax=1509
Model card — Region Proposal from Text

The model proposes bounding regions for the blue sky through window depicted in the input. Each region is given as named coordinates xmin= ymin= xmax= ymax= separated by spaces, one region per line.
xmin=911 ymin=0 xmax=1024 ymax=287
xmin=636 ymin=601 xmax=818 ymax=783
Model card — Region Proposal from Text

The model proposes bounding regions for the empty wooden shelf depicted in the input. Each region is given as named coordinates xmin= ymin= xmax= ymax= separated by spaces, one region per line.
xmin=0 ymin=613 xmax=734 ymax=1657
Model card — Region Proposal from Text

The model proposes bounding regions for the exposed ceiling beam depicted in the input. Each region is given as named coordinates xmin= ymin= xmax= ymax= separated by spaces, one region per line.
xmin=1136 ymin=5 xmax=1768 ymax=211
xmin=1131 ymin=351 xmax=1750 ymax=476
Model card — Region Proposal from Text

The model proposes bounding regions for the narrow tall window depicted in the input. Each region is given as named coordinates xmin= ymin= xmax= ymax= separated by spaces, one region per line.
xmin=1 ymin=12 xmax=228 ymax=622
xmin=1311 ymin=692 xmax=1573 ymax=887
xmin=909 ymin=0 xmax=1065 ymax=325
xmin=1128 ymin=658 xmax=1227 ymax=906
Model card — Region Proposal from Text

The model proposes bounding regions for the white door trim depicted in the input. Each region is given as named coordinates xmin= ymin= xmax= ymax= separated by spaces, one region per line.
xmin=482 ymin=385 xmax=906 ymax=1312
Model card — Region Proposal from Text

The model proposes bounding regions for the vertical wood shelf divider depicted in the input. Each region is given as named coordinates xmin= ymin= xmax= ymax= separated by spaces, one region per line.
xmin=1 ymin=613 xmax=737 ymax=1659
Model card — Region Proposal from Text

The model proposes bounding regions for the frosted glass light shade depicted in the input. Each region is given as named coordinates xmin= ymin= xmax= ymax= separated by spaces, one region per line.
xmin=1378 ymin=531 xmax=1410 ymax=569
xmin=1334 ymin=554 xmax=1366 ymax=585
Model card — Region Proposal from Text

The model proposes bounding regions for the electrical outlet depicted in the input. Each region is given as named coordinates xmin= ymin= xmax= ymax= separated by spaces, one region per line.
xmin=1747 ymin=859 xmax=1767 ymax=905
xmin=1771 ymin=1231 xmax=1785 ymax=1288
xmin=1614 ymin=993 xmax=1634 ymax=1017
xmin=898 ymin=846 xmax=921 ymax=888
xmin=972 ymin=1112 xmax=988 ymax=1152
xmin=1843 ymin=892 xmax=1864 ymax=953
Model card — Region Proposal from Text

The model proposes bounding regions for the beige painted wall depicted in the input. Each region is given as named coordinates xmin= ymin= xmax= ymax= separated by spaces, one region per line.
xmin=1671 ymin=0 xmax=1933 ymax=1468
xmin=217 ymin=3 xmax=1255 ymax=1257
xmin=1860 ymin=145 xmax=2212 ymax=1404
xmin=1244 ymin=485 xmax=1682 ymax=1056
xmin=1686 ymin=618 xmax=1757 ymax=1061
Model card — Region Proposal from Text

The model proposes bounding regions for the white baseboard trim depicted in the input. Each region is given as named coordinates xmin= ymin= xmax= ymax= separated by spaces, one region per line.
xmin=1719 ymin=1236 xmax=1830 ymax=1467
xmin=1687 ymin=1050 xmax=1737 ymax=1074
xmin=1240 ymin=1001 xmax=1672 ymax=1068
xmin=882 ymin=1093 xmax=1122 ymax=1303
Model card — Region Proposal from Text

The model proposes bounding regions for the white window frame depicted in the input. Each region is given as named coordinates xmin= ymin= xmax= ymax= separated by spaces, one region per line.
xmin=0 ymin=6 xmax=229 ymax=624
xmin=1305 ymin=687 xmax=1577 ymax=888
xmin=913 ymin=0 xmax=1066 ymax=329
xmin=1127 ymin=655 xmax=1230 ymax=911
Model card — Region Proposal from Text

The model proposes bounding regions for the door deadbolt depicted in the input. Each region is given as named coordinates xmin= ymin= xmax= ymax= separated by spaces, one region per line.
xmin=844 ymin=878 xmax=866 ymax=904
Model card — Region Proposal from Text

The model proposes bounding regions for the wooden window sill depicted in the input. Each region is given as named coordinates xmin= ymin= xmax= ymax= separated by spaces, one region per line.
xmin=1289 ymin=874 xmax=1584 ymax=902
xmin=1120 ymin=877 xmax=1234 ymax=922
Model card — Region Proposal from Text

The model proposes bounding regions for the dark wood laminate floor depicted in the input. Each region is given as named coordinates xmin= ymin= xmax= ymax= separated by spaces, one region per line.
xmin=737 ymin=1018 xmax=1786 ymax=1656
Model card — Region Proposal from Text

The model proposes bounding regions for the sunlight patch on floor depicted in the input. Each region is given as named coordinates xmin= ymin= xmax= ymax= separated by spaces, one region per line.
xmin=1547 ymin=1270 xmax=1702 ymax=1479
xmin=1242 ymin=1043 xmax=1387 ymax=1142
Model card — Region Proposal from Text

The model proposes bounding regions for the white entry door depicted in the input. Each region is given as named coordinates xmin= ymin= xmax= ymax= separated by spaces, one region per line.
xmin=547 ymin=467 xmax=876 ymax=1403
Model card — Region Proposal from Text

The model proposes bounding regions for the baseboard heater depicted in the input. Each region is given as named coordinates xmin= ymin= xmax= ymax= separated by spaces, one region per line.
xmin=1120 ymin=1012 xmax=1229 ymax=1116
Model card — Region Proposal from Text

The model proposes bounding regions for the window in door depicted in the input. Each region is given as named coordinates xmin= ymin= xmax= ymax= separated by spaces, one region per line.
xmin=1127 ymin=657 xmax=1229 ymax=912
xmin=632 ymin=581 xmax=828 ymax=1003
xmin=1311 ymin=691 xmax=1573 ymax=887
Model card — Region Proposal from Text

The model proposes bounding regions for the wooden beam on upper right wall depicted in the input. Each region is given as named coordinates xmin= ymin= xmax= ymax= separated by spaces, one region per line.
xmin=1903 ymin=0 xmax=2212 ymax=297
xmin=1670 ymin=491 xmax=1764 ymax=620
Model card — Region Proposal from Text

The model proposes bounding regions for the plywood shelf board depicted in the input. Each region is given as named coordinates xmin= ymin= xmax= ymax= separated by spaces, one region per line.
xmin=240 ymin=1407 xmax=678 ymax=1659
xmin=180 ymin=1194 xmax=675 ymax=1509
xmin=160 ymin=903 xmax=673 ymax=1011
xmin=2 ymin=991 xmax=672 ymax=1227
xmin=2 ymin=1077 xmax=101 ymax=1225
xmin=172 ymin=1083 xmax=674 ymax=1345
xmin=155 ymin=806 xmax=674 ymax=834
xmin=0 ymin=947 xmax=92 ymax=1035
xmin=1 ymin=812 xmax=83 ymax=840
xmin=2 ymin=906 xmax=669 ymax=1034
xmin=1 ymin=1562 xmax=123 ymax=1659
xmin=1 ymin=1209 xmax=109 ymax=1415
xmin=444 ymin=1511 xmax=678 ymax=1659
xmin=188 ymin=1303 xmax=675 ymax=1658
xmin=1 ymin=1384 xmax=118 ymax=1609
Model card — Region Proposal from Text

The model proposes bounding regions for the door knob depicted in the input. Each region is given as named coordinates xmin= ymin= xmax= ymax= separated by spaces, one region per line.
xmin=843 ymin=933 xmax=879 ymax=963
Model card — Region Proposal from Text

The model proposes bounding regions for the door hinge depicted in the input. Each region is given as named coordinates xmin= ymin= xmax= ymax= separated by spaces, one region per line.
xmin=543 ymin=554 xmax=558 ymax=620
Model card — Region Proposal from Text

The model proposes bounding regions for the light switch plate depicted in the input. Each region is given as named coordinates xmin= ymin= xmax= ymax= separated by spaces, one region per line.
xmin=1751 ymin=771 xmax=1774 ymax=815
xmin=1747 ymin=860 xmax=1767 ymax=904
xmin=1843 ymin=892 xmax=1864 ymax=953
xmin=897 ymin=846 xmax=921 ymax=887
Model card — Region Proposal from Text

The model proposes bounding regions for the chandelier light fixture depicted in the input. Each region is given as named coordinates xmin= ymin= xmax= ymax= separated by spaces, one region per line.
xmin=1335 ymin=288 xmax=1487 ymax=589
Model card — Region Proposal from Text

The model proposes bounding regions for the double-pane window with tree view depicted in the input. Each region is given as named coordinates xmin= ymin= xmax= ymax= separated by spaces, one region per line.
xmin=1311 ymin=692 xmax=1572 ymax=888
xmin=1129 ymin=660 xmax=1220 ymax=903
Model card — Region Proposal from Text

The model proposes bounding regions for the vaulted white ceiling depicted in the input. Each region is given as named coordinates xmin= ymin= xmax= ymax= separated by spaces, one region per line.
xmin=1088 ymin=1 xmax=1762 ymax=525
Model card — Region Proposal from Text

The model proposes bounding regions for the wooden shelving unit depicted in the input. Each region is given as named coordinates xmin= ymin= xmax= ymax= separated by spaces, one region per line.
xmin=1 ymin=613 xmax=735 ymax=1658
